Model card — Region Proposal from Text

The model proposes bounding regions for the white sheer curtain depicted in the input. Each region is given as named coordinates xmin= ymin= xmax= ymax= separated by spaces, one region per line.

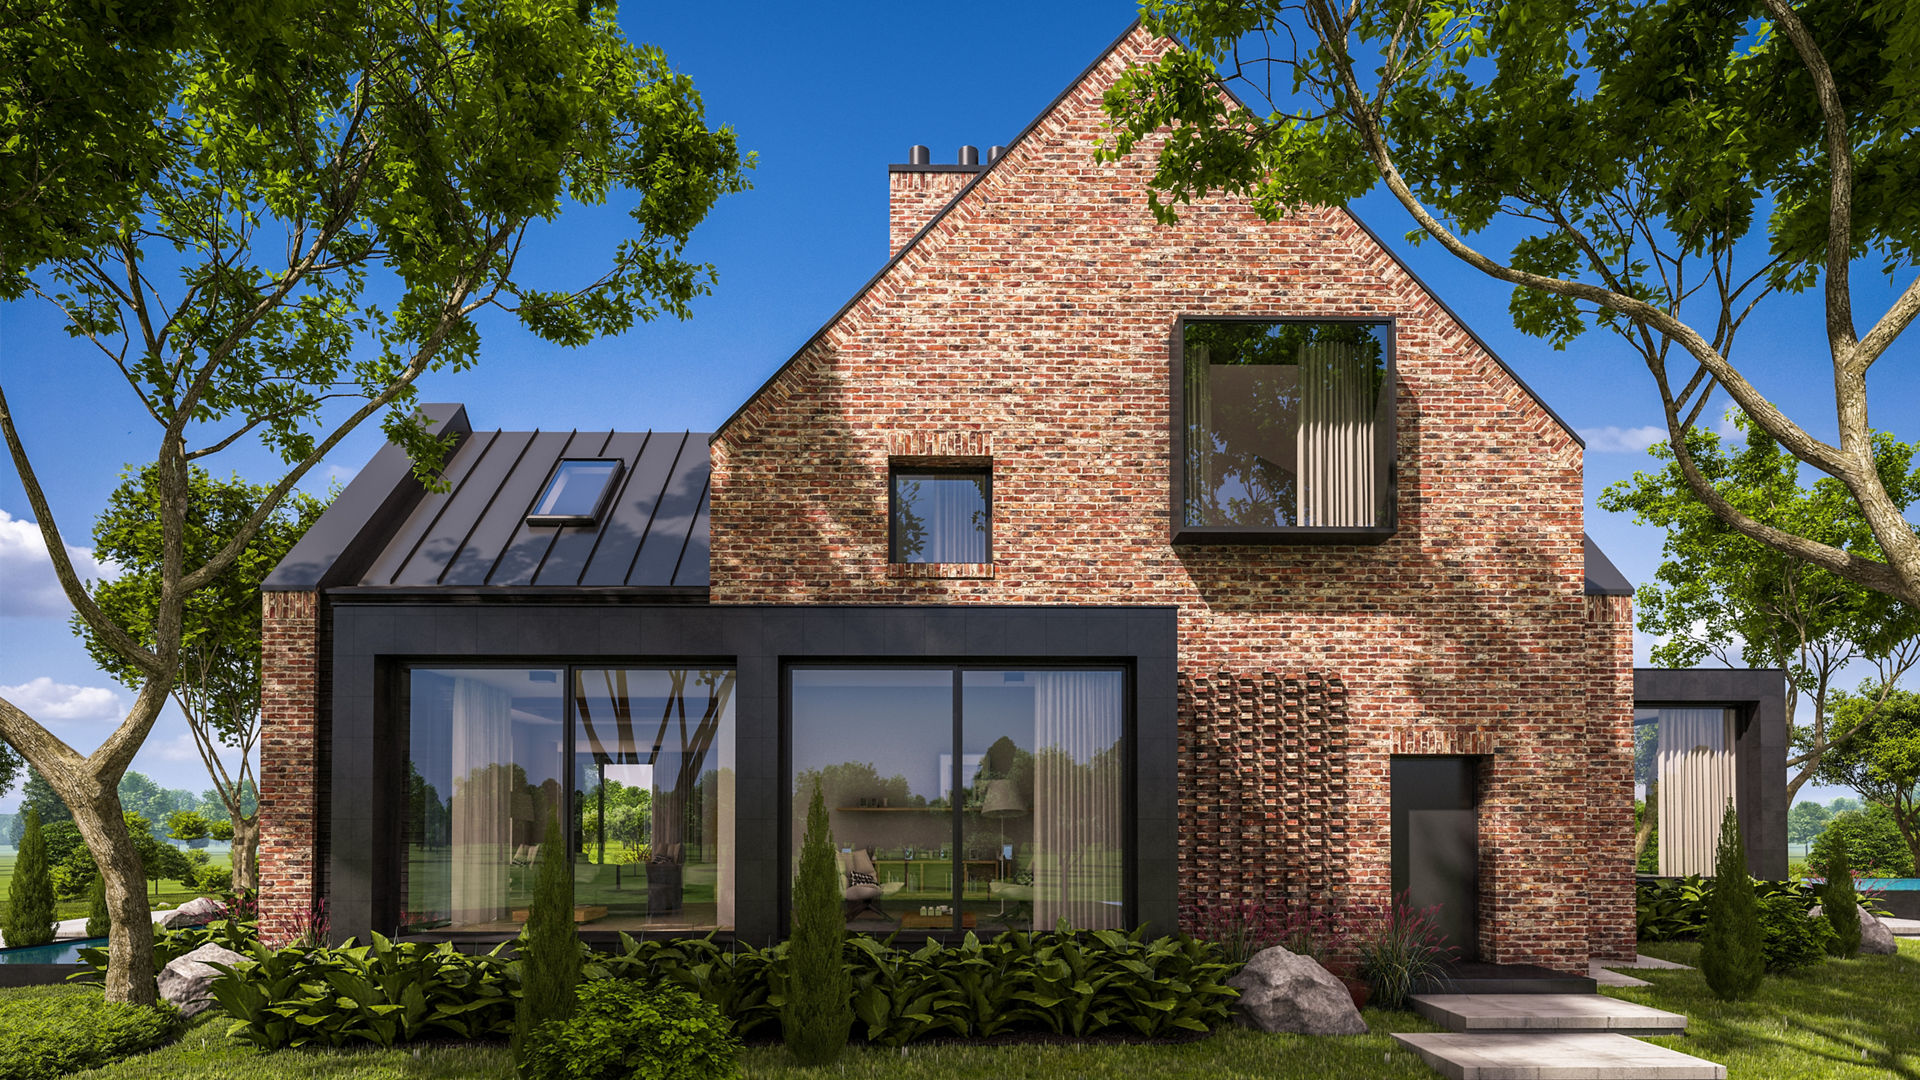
xmin=449 ymin=676 xmax=513 ymax=926
xmin=1656 ymin=708 xmax=1736 ymax=877
xmin=924 ymin=479 xmax=988 ymax=563
xmin=1031 ymin=672 xmax=1124 ymax=930
xmin=1297 ymin=341 xmax=1378 ymax=527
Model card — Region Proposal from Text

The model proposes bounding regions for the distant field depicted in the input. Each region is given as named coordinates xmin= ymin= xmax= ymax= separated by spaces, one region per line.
xmin=0 ymin=850 xmax=229 ymax=928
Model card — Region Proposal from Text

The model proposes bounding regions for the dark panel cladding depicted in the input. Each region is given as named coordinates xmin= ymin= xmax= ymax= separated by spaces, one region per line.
xmin=321 ymin=602 xmax=1179 ymax=948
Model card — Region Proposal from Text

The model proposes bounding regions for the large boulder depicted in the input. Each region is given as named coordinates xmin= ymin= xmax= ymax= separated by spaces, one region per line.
xmin=159 ymin=896 xmax=225 ymax=930
xmin=157 ymin=943 xmax=250 ymax=1019
xmin=1226 ymin=947 xmax=1368 ymax=1035
xmin=1808 ymin=903 xmax=1899 ymax=956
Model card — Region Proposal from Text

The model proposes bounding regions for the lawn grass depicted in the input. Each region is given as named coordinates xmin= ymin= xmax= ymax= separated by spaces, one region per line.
xmin=0 ymin=851 xmax=225 ymax=925
xmin=1607 ymin=937 xmax=1920 ymax=1080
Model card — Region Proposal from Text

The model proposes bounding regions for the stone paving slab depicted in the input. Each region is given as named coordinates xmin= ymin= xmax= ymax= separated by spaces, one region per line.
xmin=1410 ymin=993 xmax=1687 ymax=1035
xmin=1881 ymin=916 xmax=1920 ymax=937
xmin=1393 ymin=1032 xmax=1726 ymax=1080
xmin=1606 ymin=953 xmax=1692 ymax=970
xmin=1587 ymin=964 xmax=1651 ymax=988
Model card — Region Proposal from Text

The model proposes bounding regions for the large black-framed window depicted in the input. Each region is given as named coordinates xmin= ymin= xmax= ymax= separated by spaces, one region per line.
xmin=888 ymin=465 xmax=991 ymax=563
xmin=785 ymin=663 xmax=1129 ymax=935
xmin=1170 ymin=316 xmax=1397 ymax=544
xmin=399 ymin=662 xmax=736 ymax=936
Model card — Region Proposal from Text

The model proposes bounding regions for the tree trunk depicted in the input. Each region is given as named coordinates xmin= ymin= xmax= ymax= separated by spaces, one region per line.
xmin=230 ymin=814 xmax=258 ymax=894
xmin=61 ymin=785 xmax=156 ymax=1005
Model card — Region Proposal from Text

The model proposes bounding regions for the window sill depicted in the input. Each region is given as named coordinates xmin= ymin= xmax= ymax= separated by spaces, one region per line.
xmin=887 ymin=562 xmax=995 ymax=579
xmin=1171 ymin=524 xmax=1397 ymax=546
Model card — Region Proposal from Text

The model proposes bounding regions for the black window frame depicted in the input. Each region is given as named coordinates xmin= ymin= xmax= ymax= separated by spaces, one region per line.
xmin=887 ymin=464 xmax=993 ymax=564
xmin=1168 ymin=314 xmax=1399 ymax=545
xmin=526 ymin=458 xmax=625 ymax=527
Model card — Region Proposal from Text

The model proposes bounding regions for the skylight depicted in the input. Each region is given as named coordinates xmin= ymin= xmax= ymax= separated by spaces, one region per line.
xmin=527 ymin=459 xmax=622 ymax=526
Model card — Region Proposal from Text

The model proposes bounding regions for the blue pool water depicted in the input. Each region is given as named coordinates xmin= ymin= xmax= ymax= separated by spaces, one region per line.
xmin=0 ymin=937 xmax=105 ymax=964
xmin=1860 ymin=878 xmax=1920 ymax=891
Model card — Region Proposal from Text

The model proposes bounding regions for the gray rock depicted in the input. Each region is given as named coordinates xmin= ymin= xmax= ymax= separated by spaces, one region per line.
xmin=1226 ymin=946 xmax=1368 ymax=1036
xmin=157 ymin=943 xmax=250 ymax=1019
xmin=1808 ymin=903 xmax=1898 ymax=955
xmin=159 ymin=896 xmax=225 ymax=930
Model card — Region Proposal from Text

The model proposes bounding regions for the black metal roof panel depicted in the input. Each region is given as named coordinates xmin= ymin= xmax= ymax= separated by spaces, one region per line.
xmin=1583 ymin=533 xmax=1635 ymax=597
xmin=273 ymin=414 xmax=713 ymax=591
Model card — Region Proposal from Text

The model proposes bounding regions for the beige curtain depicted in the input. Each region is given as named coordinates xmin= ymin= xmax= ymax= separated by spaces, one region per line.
xmin=1656 ymin=708 xmax=1736 ymax=877
xmin=1297 ymin=341 xmax=1378 ymax=527
xmin=449 ymin=677 xmax=513 ymax=926
xmin=1032 ymin=672 xmax=1124 ymax=930
xmin=1184 ymin=343 xmax=1213 ymax=525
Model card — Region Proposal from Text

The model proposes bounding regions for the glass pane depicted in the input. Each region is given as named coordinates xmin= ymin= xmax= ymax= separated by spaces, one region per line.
xmin=1634 ymin=706 xmax=1736 ymax=877
xmin=1182 ymin=322 xmax=1388 ymax=528
xmin=573 ymin=669 xmax=736 ymax=932
xmin=962 ymin=671 xmax=1125 ymax=932
xmin=791 ymin=669 xmax=955 ymax=931
xmin=891 ymin=473 xmax=988 ymax=563
xmin=404 ymin=668 xmax=564 ymax=933
xmin=533 ymin=460 xmax=618 ymax=519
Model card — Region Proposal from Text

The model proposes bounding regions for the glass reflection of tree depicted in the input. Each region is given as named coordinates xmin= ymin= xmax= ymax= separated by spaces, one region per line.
xmin=575 ymin=669 xmax=734 ymax=864
xmin=1184 ymin=322 xmax=1385 ymax=528
xmin=893 ymin=475 xmax=987 ymax=562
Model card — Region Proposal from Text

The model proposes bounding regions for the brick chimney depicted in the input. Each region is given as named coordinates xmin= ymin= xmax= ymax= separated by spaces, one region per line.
xmin=888 ymin=144 xmax=1001 ymax=256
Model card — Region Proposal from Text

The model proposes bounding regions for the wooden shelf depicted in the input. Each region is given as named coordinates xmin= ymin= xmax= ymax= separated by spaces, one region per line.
xmin=833 ymin=806 xmax=974 ymax=812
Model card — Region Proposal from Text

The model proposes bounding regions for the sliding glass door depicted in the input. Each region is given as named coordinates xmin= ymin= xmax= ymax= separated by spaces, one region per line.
xmin=790 ymin=666 xmax=1126 ymax=934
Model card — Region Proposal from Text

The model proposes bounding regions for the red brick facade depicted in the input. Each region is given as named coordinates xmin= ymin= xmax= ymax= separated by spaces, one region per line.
xmin=257 ymin=590 xmax=322 ymax=945
xmin=710 ymin=25 xmax=1634 ymax=969
xmin=890 ymin=169 xmax=975 ymax=255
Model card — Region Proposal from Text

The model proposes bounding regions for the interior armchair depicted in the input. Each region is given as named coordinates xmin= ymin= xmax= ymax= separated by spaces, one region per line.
xmin=839 ymin=846 xmax=902 ymax=921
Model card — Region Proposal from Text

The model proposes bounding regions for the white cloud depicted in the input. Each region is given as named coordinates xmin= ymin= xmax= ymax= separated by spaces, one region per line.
xmin=0 ymin=509 xmax=118 ymax=617
xmin=1716 ymin=406 xmax=1744 ymax=438
xmin=1579 ymin=425 xmax=1668 ymax=454
xmin=0 ymin=677 xmax=124 ymax=723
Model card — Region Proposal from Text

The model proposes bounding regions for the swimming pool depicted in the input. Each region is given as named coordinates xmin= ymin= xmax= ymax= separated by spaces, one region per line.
xmin=1859 ymin=878 xmax=1920 ymax=891
xmin=0 ymin=937 xmax=105 ymax=965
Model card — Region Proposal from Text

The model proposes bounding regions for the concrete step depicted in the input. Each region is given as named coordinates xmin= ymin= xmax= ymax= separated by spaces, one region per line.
xmin=1393 ymin=1032 xmax=1725 ymax=1080
xmin=1424 ymin=962 xmax=1597 ymax=995
xmin=1410 ymin=993 xmax=1687 ymax=1035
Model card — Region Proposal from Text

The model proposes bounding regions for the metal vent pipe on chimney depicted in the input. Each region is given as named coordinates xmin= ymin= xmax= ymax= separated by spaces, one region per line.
xmin=958 ymin=145 xmax=979 ymax=166
xmin=987 ymin=145 xmax=1006 ymax=162
xmin=909 ymin=145 xmax=931 ymax=166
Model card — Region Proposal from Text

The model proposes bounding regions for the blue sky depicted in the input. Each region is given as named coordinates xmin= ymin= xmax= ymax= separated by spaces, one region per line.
xmin=0 ymin=2 xmax=1912 ymax=811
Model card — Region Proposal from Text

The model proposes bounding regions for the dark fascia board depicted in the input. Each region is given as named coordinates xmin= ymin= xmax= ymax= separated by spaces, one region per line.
xmin=711 ymin=16 xmax=1146 ymax=441
xmin=323 ymin=585 xmax=711 ymax=604
xmin=1633 ymin=667 xmax=1787 ymax=707
xmin=887 ymin=164 xmax=986 ymax=174
xmin=712 ymin=15 xmax=1583 ymax=453
xmin=263 ymin=404 xmax=472 ymax=591
xmin=1582 ymin=533 xmax=1635 ymax=596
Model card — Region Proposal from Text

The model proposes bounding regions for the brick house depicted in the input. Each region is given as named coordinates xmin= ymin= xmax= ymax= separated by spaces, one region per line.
xmin=258 ymin=20 xmax=1647 ymax=973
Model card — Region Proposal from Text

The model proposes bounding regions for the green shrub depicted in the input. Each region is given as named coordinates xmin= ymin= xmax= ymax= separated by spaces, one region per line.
xmin=0 ymin=986 xmax=184 ymax=1080
xmin=522 ymin=979 xmax=740 ymax=1080
xmin=516 ymin=820 xmax=580 ymax=1071
xmin=1758 ymin=894 xmax=1832 ymax=973
xmin=1636 ymin=875 xmax=1827 ymax=941
xmin=1700 ymin=802 xmax=1765 ymax=1000
xmin=166 ymin=809 xmax=211 ymax=843
xmin=1809 ymin=804 xmax=1914 ymax=878
xmin=783 ymin=780 xmax=851 ymax=1064
xmin=1822 ymin=834 xmax=1862 ymax=957
xmin=207 ymin=934 xmax=518 ymax=1049
xmin=86 ymin=873 xmax=110 ymax=938
xmin=1356 ymin=892 xmax=1458 ymax=1010
xmin=4 ymin=807 xmax=57 ymax=948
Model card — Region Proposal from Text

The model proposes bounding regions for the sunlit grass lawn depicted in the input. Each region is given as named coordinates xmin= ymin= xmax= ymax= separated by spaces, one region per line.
xmin=0 ymin=850 xmax=225 ymax=926
xmin=1609 ymin=937 xmax=1920 ymax=1080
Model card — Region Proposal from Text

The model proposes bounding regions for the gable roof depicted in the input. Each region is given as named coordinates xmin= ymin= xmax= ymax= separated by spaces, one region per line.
xmin=713 ymin=17 xmax=1583 ymax=449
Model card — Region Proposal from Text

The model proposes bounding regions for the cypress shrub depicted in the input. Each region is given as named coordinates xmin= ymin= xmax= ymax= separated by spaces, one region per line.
xmin=782 ymin=780 xmax=851 ymax=1065
xmin=1822 ymin=834 xmax=1862 ymax=958
xmin=1699 ymin=801 xmax=1764 ymax=1000
xmin=4 ymin=808 xmax=57 ymax=948
xmin=85 ymin=872 xmax=109 ymax=939
xmin=514 ymin=820 xmax=580 ymax=1074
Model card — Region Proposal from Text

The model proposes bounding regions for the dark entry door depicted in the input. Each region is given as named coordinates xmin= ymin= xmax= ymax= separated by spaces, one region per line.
xmin=1390 ymin=756 xmax=1479 ymax=961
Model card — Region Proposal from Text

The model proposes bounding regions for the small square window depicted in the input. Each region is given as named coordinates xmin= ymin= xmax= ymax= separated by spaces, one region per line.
xmin=889 ymin=467 xmax=990 ymax=563
xmin=527 ymin=459 xmax=622 ymax=526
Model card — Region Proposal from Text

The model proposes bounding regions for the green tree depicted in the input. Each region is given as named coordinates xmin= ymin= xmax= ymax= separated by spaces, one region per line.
xmin=1817 ymin=685 xmax=1920 ymax=872
xmin=1789 ymin=801 xmax=1834 ymax=847
xmin=1104 ymin=0 xmax=1920 ymax=605
xmin=1821 ymin=833 xmax=1861 ymax=957
xmin=1598 ymin=419 xmax=1918 ymax=800
xmin=514 ymin=820 xmax=579 ymax=1074
xmin=8 ymin=768 xmax=71 ymax=845
xmin=4 ymin=807 xmax=56 ymax=948
xmin=77 ymin=467 xmax=329 ymax=893
xmin=165 ymin=810 xmax=210 ymax=844
xmin=784 ymin=780 xmax=851 ymax=1065
xmin=0 ymin=741 xmax=19 ymax=802
xmin=1810 ymin=804 xmax=1914 ymax=878
xmin=0 ymin=0 xmax=749 ymax=1004
xmin=86 ymin=873 xmax=110 ymax=939
xmin=1700 ymin=802 xmax=1765 ymax=1000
